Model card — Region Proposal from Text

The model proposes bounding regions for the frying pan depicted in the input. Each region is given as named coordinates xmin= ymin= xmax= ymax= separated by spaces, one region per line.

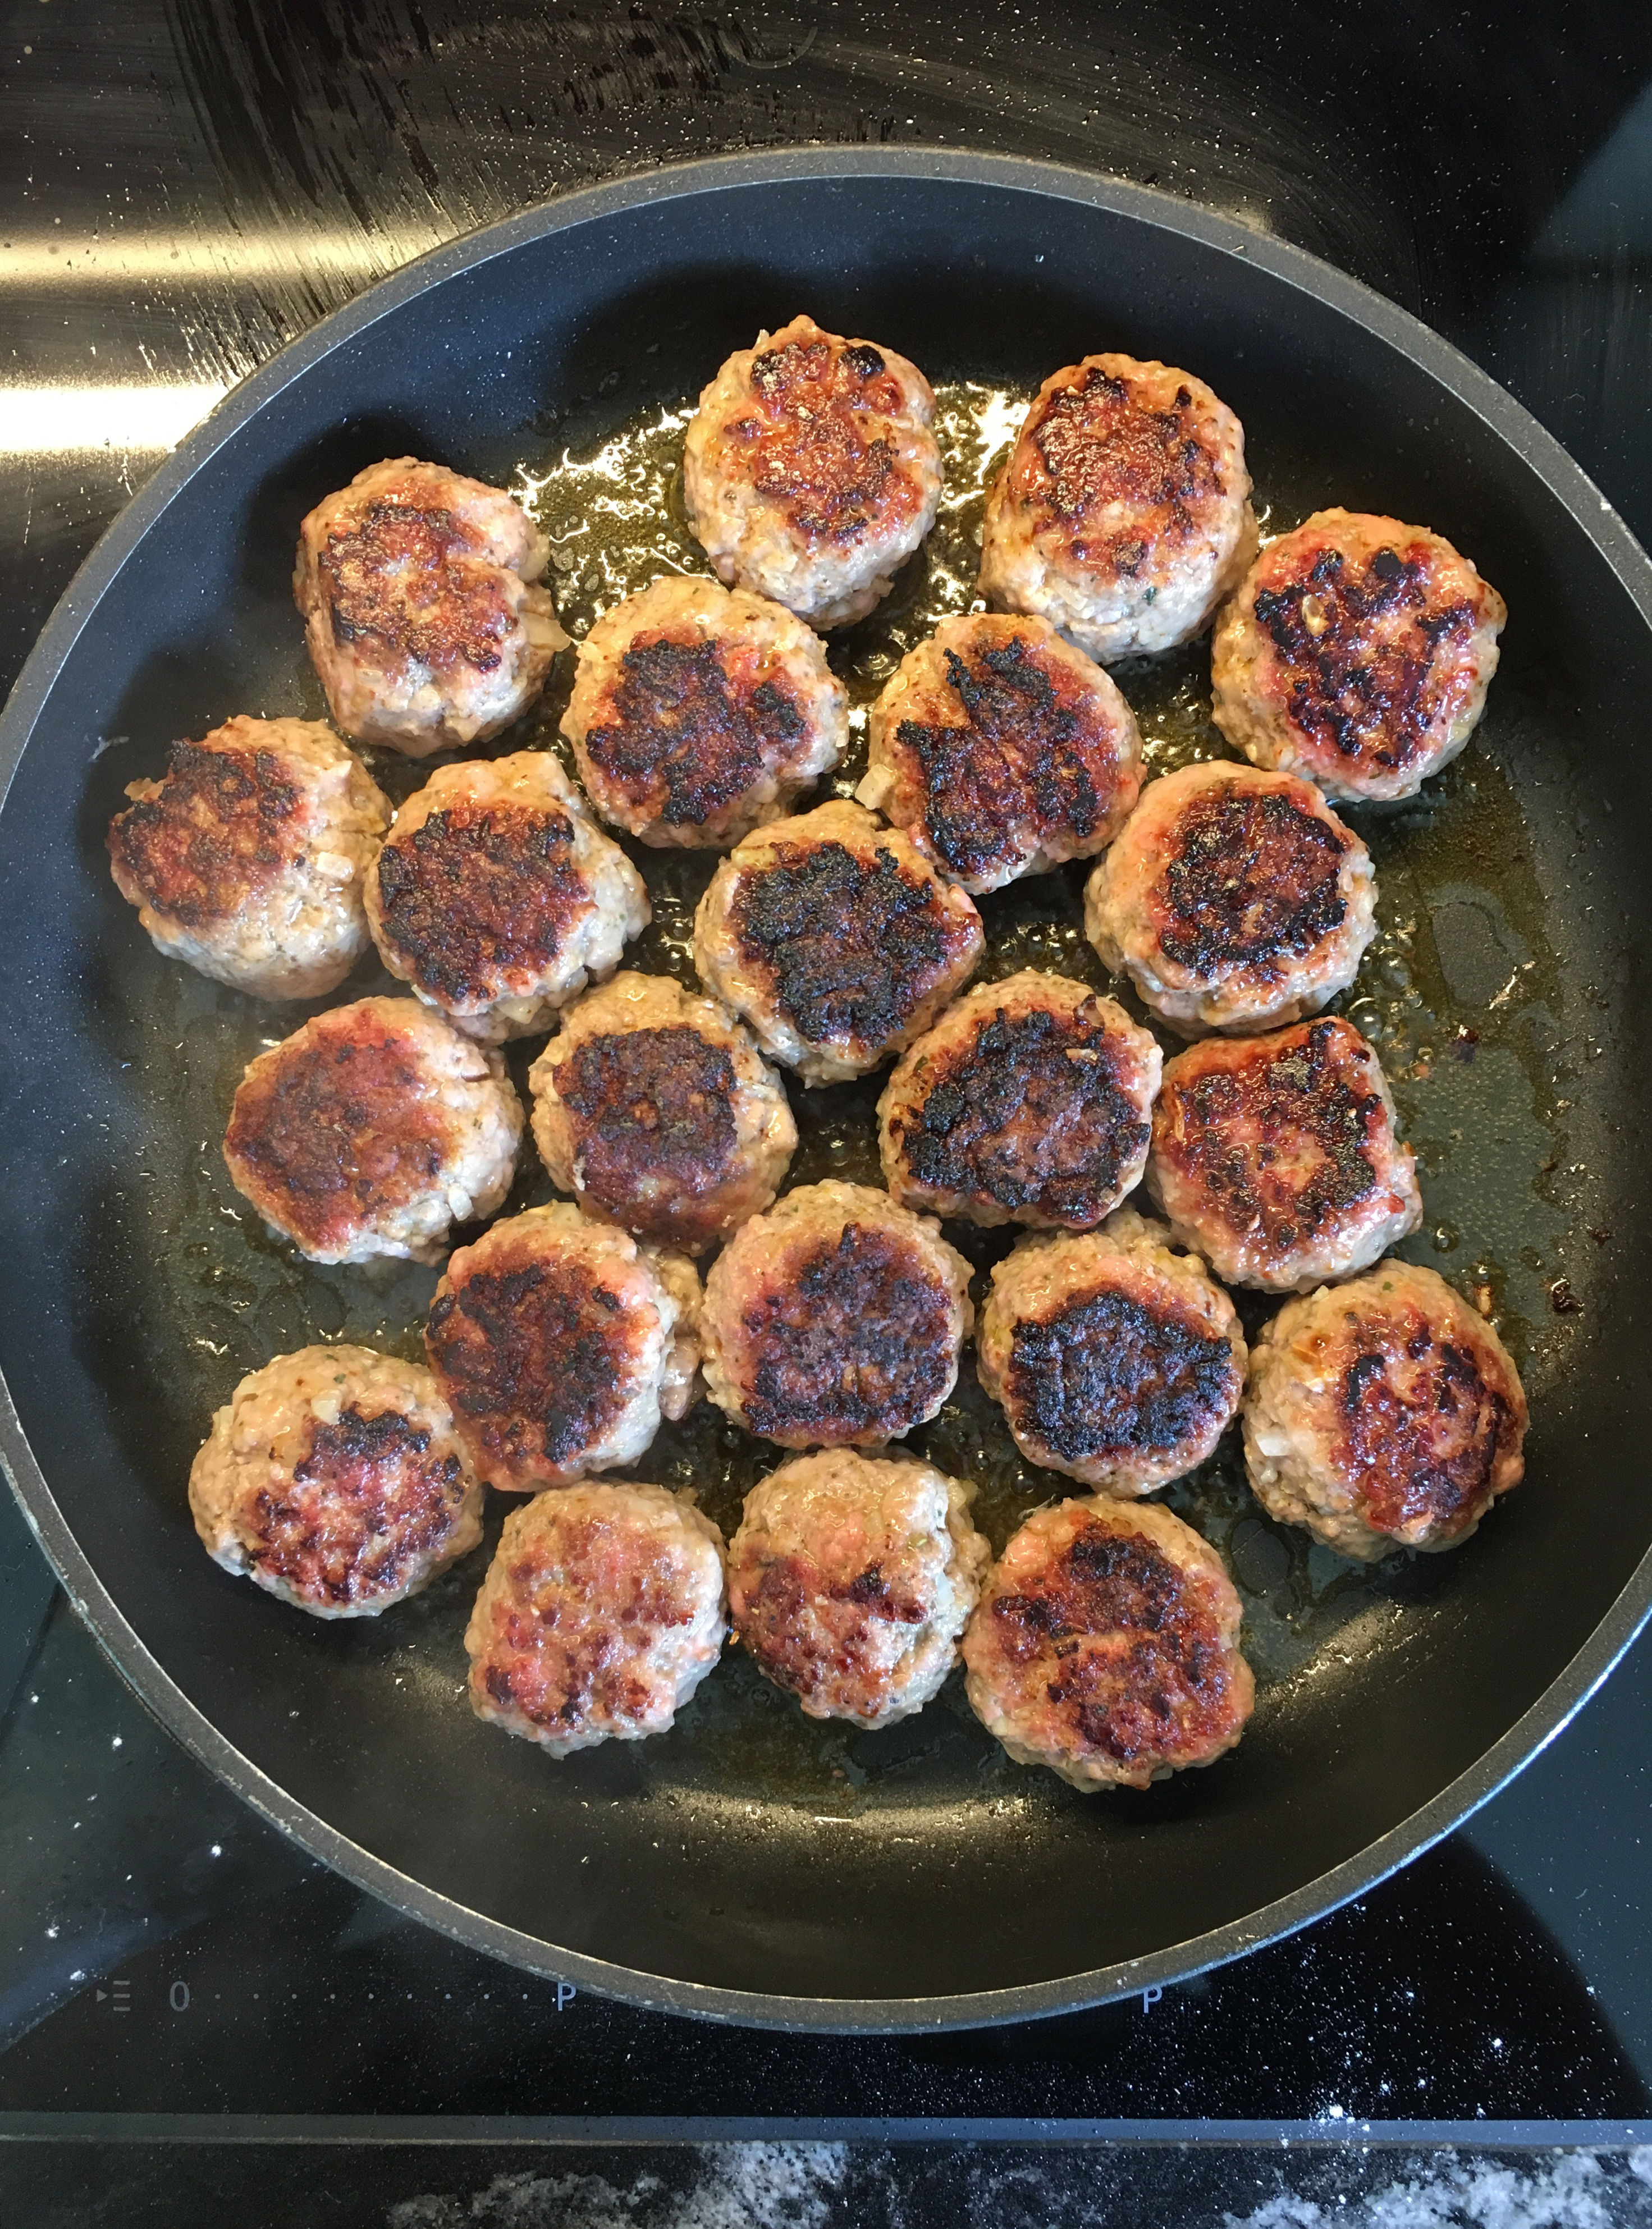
xmin=2 ymin=149 xmax=1650 ymax=2034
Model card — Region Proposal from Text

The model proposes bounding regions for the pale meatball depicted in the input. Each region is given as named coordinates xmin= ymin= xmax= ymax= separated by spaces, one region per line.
xmin=682 ymin=314 xmax=943 ymax=629
xmin=189 ymin=1345 xmax=482 ymax=1618
xmin=106 ymin=716 xmax=389 ymax=1000
xmin=1084 ymin=759 xmax=1376 ymax=1037
xmin=222 ymin=996 xmax=523 ymax=1266
xmin=1243 ymin=1261 xmax=1528 ymax=1562
xmin=855 ymin=612 xmax=1144 ymax=893
xmin=977 ymin=1209 xmax=1246 ymax=1495
xmin=727 ymin=1450 xmax=990 ymax=1730
xmin=878 ymin=972 xmax=1161 ymax=1231
xmin=980 ymin=355 xmax=1257 ymax=665
xmin=294 ymin=457 xmax=568 ymax=755
xmin=562 ymin=575 xmax=846 ymax=847
xmin=1211 ymin=509 xmax=1507 ymax=802
xmin=364 ymin=750 xmax=648 ymax=1042
xmin=424 ymin=1203 xmax=700 ymax=1492
xmin=963 ymin=1495 xmax=1254 ymax=1791
xmin=693 ymin=800 xmax=983 ymax=1086
xmin=528 ymin=972 xmax=796 ymax=1256
xmin=465 ymin=1483 xmax=726 ymax=1755
xmin=1148 ymin=1017 xmax=1422 ymax=1293
xmin=701 ymin=1181 xmax=973 ymax=1450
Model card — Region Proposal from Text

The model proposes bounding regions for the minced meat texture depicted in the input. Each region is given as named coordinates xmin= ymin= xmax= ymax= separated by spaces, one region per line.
xmin=1007 ymin=1283 xmax=1240 ymax=1465
xmin=1154 ymin=781 xmax=1349 ymax=975
xmin=738 ymin=1550 xmax=927 ymax=1693
xmin=736 ymin=333 xmax=919 ymax=546
xmin=557 ymin=1024 xmax=740 ymax=1212
xmin=108 ymin=739 xmax=300 ymax=927
xmin=584 ymin=633 xmax=804 ymax=827
xmin=1337 ymin=1323 xmax=1512 ymax=1540
xmin=319 ymin=501 xmax=512 ymax=672
xmin=252 ymin=1406 xmax=465 ymax=1606
xmin=1028 ymin=367 xmax=1223 ymax=565
xmin=373 ymin=802 xmax=594 ymax=1005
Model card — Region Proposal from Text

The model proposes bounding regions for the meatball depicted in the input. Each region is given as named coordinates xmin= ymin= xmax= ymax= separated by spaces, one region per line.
xmin=424 ymin=1203 xmax=700 ymax=1492
xmin=855 ymin=612 xmax=1144 ymax=893
xmin=693 ymin=800 xmax=983 ymax=1086
xmin=465 ymin=1482 xmax=727 ymax=1755
xmin=364 ymin=750 xmax=648 ymax=1042
xmin=294 ymin=457 xmax=568 ymax=755
xmin=107 ymin=715 xmax=390 ymax=1001
xmin=562 ymin=574 xmax=846 ymax=847
xmin=189 ymin=1345 xmax=482 ymax=1618
xmin=1148 ymin=1017 xmax=1422 ymax=1293
xmin=727 ymin=1450 xmax=990 ymax=1730
xmin=701 ymin=1181 xmax=973 ymax=1450
xmin=1211 ymin=509 xmax=1507 ymax=802
xmin=222 ymin=996 xmax=523 ymax=1266
xmin=1084 ymin=759 xmax=1376 ymax=1037
xmin=1243 ymin=1261 xmax=1528 ymax=1561
xmin=528 ymin=972 xmax=796 ymax=1256
xmin=963 ymin=1495 xmax=1254 ymax=1791
xmin=979 ymin=354 xmax=1257 ymax=665
xmin=977 ymin=1209 xmax=1246 ymax=1495
xmin=682 ymin=314 xmax=943 ymax=629
xmin=878 ymin=971 xmax=1161 ymax=1231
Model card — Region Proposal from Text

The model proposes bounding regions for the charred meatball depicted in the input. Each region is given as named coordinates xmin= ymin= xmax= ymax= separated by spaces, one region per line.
xmin=977 ymin=1209 xmax=1246 ymax=1494
xmin=107 ymin=715 xmax=389 ymax=1000
xmin=1243 ymin=1261 xmax=1527 ymax=1561
xmin=1211 ymin=509 xmax=1507 ymax=802
xmin=1084 ymin=759 xmax=1376 ymax=1037
xmin=425 ymin=1203 xmax=700 ymax=1492
xmin=727 ymin=1450 xmax=990 ymax=1730
xmin=466 ymin=1482 xmax=726 ymax=1755
xmin=528 ymin=972 xmax=796 ymax=1256
xmin=189 ymin=1345 xmax=482 ymax=1618
xmin=855 ymin=612 xmax=1144 ymax=893
xmin=294 ymin=457 xmax=567 ymax=755
xmin=562 ymin=575 xmax=846 ymax=847
xmin=878 ymin=972 xmax=1160 ymax=1231
xmin=683 ymin=314 xmax=942 ymax=629
xmin=702 ymin=1181 xmax=973 ymax=1450
xmin=223 ymin=996 xmax=523 ymax=1266
xmin=963 ymin=1495 xmax=1254 ymax=1791
xmin=1148 ymin=1017 xmax=1422 ymax=1293
xmin=693 ymin=800 xmax=983 ymax=1086
xmin=364 ymin=750 xmax=648 ymax=1042
xmin=980 ymin=355 xmax=1257 ymax=665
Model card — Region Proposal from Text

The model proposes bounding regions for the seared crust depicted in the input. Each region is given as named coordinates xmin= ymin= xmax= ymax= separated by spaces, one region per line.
xmin=1243 ymin=1261 xmax=1528 ymax=1560
xmin=878 ymin=971 xmax=1161 ymax=1230
xmin=962 ymin=1495 xmax=1254 ymax=1790
xmin=1211 ymin=509 xmax=1507 ymax=802
xmin=701 ymin=1180 xmax=973 ymax=1449
xmin=1148 ymin=1018 xmax=1422 ymax=1292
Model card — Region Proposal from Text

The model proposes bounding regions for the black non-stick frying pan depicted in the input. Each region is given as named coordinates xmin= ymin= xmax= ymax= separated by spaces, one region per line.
xmin=2 ymin=149 xmax=1650 ymax=2034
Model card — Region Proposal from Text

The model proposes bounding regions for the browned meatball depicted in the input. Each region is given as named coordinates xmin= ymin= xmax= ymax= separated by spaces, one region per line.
xmin=877 ymin=972 xmax=1161 ymax=1231
xmin=962 ymin=1495 xmax=1255 ymax=1791
xmin=701 ymin=1181 xmax=973 ymax=1450
xmin=1148 ymin=1018 xmax=1423 ymax=1293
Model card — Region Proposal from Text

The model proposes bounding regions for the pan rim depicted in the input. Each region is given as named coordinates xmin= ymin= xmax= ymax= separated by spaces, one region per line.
xmin=3 ymin=143 xmax=1650 ymax=2035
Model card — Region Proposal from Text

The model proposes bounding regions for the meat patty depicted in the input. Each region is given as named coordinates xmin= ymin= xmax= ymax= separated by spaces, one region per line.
xmin=977 ymin=1209 xmax=1246 ymax=1494
xmin=1211 ymin=509 xmax=1507 ymax=802
xmin=1243 ymin=1261 xmax=1528 ymax=1560
xmin=294 ymin=457 xmax=568 ymax=754
xmin=962 ymin=1495 xmax=1254 ymax=1791
xmin=364 ymin=749 xmax=648 ymax=1041
xmin=222 ymin=996 xmax=523 ymax=1266
xmin=693 ymin=799 xmax=983 ymax=1085
xmin=682 ymin=313 xmax=943 ymax=629
xmin=1084 ymin=759 xmax=1376 ymax=1037
xmin=189 ymin=1345 xmax=483 ymax=1618
xmin=855 ymin=612 xmax=1144 ymax=893
xmin=107 ymin=715 xmax=390 ymax=1000
xmin=979 ymin=354 xmax=1257 ymax=664
xmin=727 ymin=1449 xmax=990 ymax=1729
xmin=701 ymin=1180 xmax=973 ymax=1450
xmin=424 ymin=1203 xmax=701 ymax=1491
xmin=528 ymin=971 xmax=797 ymax=1256
xmin=562 ymin=574 xmax=846 ymax=847
xmin=877 ymin=971 xmax=1161 ymax=1231
xmin=465 ymin=1482 xmax=727 ymax=1755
